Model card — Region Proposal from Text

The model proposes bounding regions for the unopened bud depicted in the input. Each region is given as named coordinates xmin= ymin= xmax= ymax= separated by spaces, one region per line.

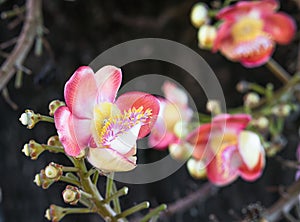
xmin=49 ymin=100 xmax=65 ymax=116
xmin=174 ymin=121 xmax=189 ymax=138
xmin=252 ymin=117 xmax=269 ymax=129
xmin=190 ymin=3 xmax=208 ymax=28
xmin=22 ymin=140 xmax=45 ymax=160
xmin=236 ymin=81 xmax=250 ymax=93
xmin=187 ymin=158 xmax=207 ymax=179
xmin=197 ymin=25 xmax=217 ymax=49
xmin=19 ymin=109 xmax=38 ymax=129
xmin=169 ymin=143 xmax=193 ymax=160
xmin=62 ymin=185 xmax=80 ymax=205
xmin=47 ymin=135 xmax=62 ymax=147
xmin=271 ymin=104 xmax=291 ymax=117
xmin=244 ymin=92 xmax=260 ymax=107
xmin=206 ymin=100 xmax=221 ymax=114
xmin=45 ymin=162 xmax=63 ymax=179
xmin=45 ymin=204 xmax=66 ymax=222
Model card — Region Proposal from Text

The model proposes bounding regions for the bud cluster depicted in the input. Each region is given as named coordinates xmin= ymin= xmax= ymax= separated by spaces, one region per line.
xmin=34 ymin=163 xmax=63 ymax=189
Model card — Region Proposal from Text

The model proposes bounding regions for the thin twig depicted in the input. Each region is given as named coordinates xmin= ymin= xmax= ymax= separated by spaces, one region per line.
xmin=261 ymin=179 xmax=300 ymax=222
xmin=0 ymin=0 xmax=42 ymax=91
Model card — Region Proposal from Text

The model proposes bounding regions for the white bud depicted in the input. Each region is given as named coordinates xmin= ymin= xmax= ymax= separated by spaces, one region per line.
xmin=34 ymin=174 xmax=41 ymax=186
xmin=198 ymin=25 xmax=217 ymax=49
xmin=173 ymin=121 xmax=189 ymax=138
xmin=19 ymin=112 xmax=31 ymax=125
xmin=22 ymin=144 xmax=30 ymax=156
xmin=187 ymin=158 xmax=206 ymax=179
xmin=45 ymin=165 xmax=59 ymax=179
xmin=169 ymin=143 xmax=193 ymax=160
xmin=244 ymin=93 xmax=260 ymax=107
xmin=190 ymin=3 xmax=208 ymax=28
xmin=63 ymin=189 xmax=77 ymax=203
xmin=206 ymin=99 xmax=221 ymax=114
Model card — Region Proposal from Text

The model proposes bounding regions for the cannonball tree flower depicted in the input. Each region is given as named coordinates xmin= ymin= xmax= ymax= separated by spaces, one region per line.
xmin=187 ymin=114 xmax=265 ymax=186
xmin=213 ymin=0 xmax=296 ymax=67
xmin=54 ymin=66 xmax=160 ymax=172
xmin=148 ymin=81 xmax=193 ymax=150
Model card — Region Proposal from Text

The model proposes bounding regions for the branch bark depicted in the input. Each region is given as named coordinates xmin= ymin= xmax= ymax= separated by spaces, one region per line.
xmin=0 ymin=0 xmax=42 ymax=91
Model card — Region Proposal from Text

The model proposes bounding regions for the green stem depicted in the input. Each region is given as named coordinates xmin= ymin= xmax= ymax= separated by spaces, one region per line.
xmin=106 ymin=173 xmax=114 ymax=199
xmin=42 ymin=145 xmax=64 ymax=153
xmin=40 ymin=115 xmax=54 ymax=123
xmin=102 ymin=187 xmax=128 ymax=205
xmin=92 ymin=170 xmax=99 ymax=185
xmin=64 ymin=207 xmax=95 ymax=215
xmin=115 ymin=202 xmax=150 ymax=220
xmin=72 ymin=158 xmax=120 ymax=222
xmin=112 ymin=183 xmax=122 ymax=214
xmin=265 ymin=58 xmax=292 ymax=84
xmin=62 ymin=166 xmax=79 ymax=172
xmin=140 ymin=204 xmax=167 ymax=222
xmin=248 ymin=83 xmax=266 ymax=95
xmin=59 ymin=176 xmax=80 ymax=187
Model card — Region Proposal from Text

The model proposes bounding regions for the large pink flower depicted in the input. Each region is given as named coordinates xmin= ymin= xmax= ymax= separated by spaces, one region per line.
xmin=187 ymin=114 xmax=265 ymax=186
xmin=54 ymin=66 xmax=160 ymax=172
xmin=213 ymin=0 xmax=296 ymax=67
xmin=148 ymin=81 xmax=193 ymax=150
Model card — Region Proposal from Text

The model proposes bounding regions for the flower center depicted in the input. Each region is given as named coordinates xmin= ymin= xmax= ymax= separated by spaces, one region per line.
xmin=93 ymin=102 xmax=152 ymax=147
xmin=231 ymin=17 xmax=264 ymax=43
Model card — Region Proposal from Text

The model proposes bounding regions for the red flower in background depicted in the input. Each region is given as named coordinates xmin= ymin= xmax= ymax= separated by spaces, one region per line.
xmin=213 ymin=0 xmax=296 ymax=67
xmin=187 ymin=114 xmax=265 ymax=186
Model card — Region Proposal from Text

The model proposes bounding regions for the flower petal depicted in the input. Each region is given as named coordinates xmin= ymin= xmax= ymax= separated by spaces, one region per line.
xmin=87 ymin=148 xmax=136 ymax=172
xmin=263 ymin=12 xmax=296 ymax=45
xmin=239 ymin=152 xmax=265 ymax=181
xmin=116 ymin=91 xmax=160 ymax=138
xmin=206 ymin=145 xmax=240 ymax=186
xmin=54 ymin=106 xmax=81 ymax=156
xmin=213 ymin=114 xmax=251 ymax=132
xmin=162 ymin=81 xmax=188 ymax=108
xmin=64 ymin=66 xmax=97 ymax=119
xmin=238 ymin=131 xmax=262 ymax=169
xmin=94 ymin=65 xmax=122 ymax=103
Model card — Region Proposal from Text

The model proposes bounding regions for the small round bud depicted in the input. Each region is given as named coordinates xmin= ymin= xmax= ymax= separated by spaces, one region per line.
xmin=22 ymin=140 xmax=45 ymax=160
xmin=197 ymin=25 xmax=217 ymax=49
xmin=19 ymin=110 xmax=35 ymax=128
xmin=62 ymin=185 xmax=81 ymax=205
xmin=256 ymin=117 xmax=269 ymax=129
xmin=244 ymin=92 xmax=260 ymax=107
xmin=49 ymin=100 xmax=65 ymax=116
xmin=271 ymin=104 xmax=291 ymax=117
xmin=34 ymin=174 xmax=42 ymax=187
xmin=45 ymin=205 xmax=65 ymax=222
xmin=190 ymin=3 xmax=208 ymax=28
xmin=187 ymin=158 xmax=207 ymax=179
xmin=236 ymin=81 xmax=250 ymax=93
xmin=47 ymin=135 xmax=62 ymax=147
xmin=45 ymin=162 xmax=63 ymax=179
xmin=169 ymin=143 xmax=193 ymax=160
xmin=173 ymin=121 xmax=189 ymax=139
xmin=206 ymin=100 xmax=221 ymax=114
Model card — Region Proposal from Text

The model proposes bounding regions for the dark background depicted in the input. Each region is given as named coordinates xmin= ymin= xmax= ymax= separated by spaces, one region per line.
xmin=0 ymin=0 xmax=299 ymax=221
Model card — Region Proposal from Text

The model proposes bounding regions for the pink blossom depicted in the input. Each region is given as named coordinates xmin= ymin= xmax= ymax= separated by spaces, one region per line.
xmin=149 ymin=81 xmax=193 ymax=150
xmin=187 ymin=114 xmax=265 ymax=186
xmin=213 ymin=0 xmax=296 ymax=67
xmin=54 ymin=66 xmax=159 ymax=172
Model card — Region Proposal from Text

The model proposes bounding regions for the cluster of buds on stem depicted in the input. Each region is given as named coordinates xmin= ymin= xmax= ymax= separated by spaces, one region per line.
xmin=271 ymin=104 xmax=291 ymax=117
xmin=34 ymin=162 xmax=63 ymax=189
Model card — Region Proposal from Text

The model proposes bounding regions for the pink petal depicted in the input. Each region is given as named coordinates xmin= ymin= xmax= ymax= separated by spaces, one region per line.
xmin=54 ymin=106 xmax=81 ymax=156
xmin=87 ymin=147 xmax=136 ymax=172
xmin=162 ymin=81 xmax=188 ymax=108
xmin=149 ymin=131 xmax=178 ymax=150
xmin=217 ymin=0 xmax=278 ymax=20
xmin=116 ymin=91 xmax=160 ymax=138
xmin=213 ymin=21 xmax=234 ymax=52
xmin=94 ymin=65 xmax=122 ymax=103
xmin=213 ymin=114 xmax=251 ymax=132
xmin=263 ymin=12 xmax=296 ymax=45
xmin=64 ymin=66 xmax=97 ymax=119
xmin=239 ymin=152 xmax=265 ymax=181
xmin=206 ymin=145 xmax=240 ymax=186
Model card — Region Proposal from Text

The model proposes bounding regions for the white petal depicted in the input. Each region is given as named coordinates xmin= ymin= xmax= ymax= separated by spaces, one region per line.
xmin=238 ymin=130 xmax=262 ymax=169
xmin=110 ymin=124 xmax=141 ymax=154
xmin=87 ymin=148 xmax=136 ymax=172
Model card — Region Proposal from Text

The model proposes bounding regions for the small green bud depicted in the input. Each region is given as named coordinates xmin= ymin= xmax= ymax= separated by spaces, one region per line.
xmin=187 ymin=158 xmax=207 ymax=179
xmin=22 ymin=140 xmax=45 ymax=160
xmin=197 ymin=25 xmax=217 ymax=49
xmin=244 ymin=92 xmax=260 ymax=107
xmin=34 ymin=163 xmax=63 ymax=189
xmin=19 ymin=109 xmax=37 ymax=129
xmin=49 ymin=100 xmax=65 ymax=116
xmin=45 ymin=204 xmax=66 ymax=222
xmin=62 ymin=185 xmax=81 ymax=205
xmin=169 ymin=142 xmax=193 ymax=160
xmin=47 ymin=135 xmax=62 ymax=147
xmin=271 ymin=104 xmax=291 ymax=117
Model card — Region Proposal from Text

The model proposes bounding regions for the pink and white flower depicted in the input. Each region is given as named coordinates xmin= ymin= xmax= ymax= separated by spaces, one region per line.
xmin=54 ymin=66 xmax=160 ymax=172
xmin=148 ymin=81 xmax=193 ymax=150
xmin=213 ymin=0 xmax=296 ymax=67
xmin=187 ymin=114 xmax=265 ymax=186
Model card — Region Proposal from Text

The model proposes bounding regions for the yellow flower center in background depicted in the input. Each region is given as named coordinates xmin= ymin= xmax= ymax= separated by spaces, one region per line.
xmin=231 ymin=17 xmax=264 ymax=43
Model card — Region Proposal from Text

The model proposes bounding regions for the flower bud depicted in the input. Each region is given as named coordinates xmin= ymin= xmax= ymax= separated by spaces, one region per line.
xmin=62 ymin=185 xmax=81 ymax=205
xmin=169 ymin=142 xmax=193 ymax=160
xmin=252 ymin=117 xmax=269 ymax=130
xmin=22 ymin=140 xmax=45 ymax=160
xmin=45 ymin=162 xmax=63 ymax=179
xmin=187 ymin=158 xmax=207 ymax=179
xmin=190 ymin=3 xmax=208 ymax=28
xmin=173 ymin=121 xmax=189 ymax=138
xmin=19 ymin=109 xmax=38 ymax=129
xmin=49 ymin=100 xmax=65 ymax=116
xmin=271 ymin=104 xmax=291 ymax=117
xmin=197 ymin=25 xmax=217 ymax=49
xmin=45 ymin=204 xmax=66 ymax=222
xmin=236 ymin=81 xmax=250 ymax=93
xmin=244 ymin=92 xmax=260 ymax=107
xmin=34 ymin=163 xmax=63 ymax=189
xmin=47 ymin=135 xmax=62 ymax=147
xmin=206 ymin=100 xmax=221 ymax=114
